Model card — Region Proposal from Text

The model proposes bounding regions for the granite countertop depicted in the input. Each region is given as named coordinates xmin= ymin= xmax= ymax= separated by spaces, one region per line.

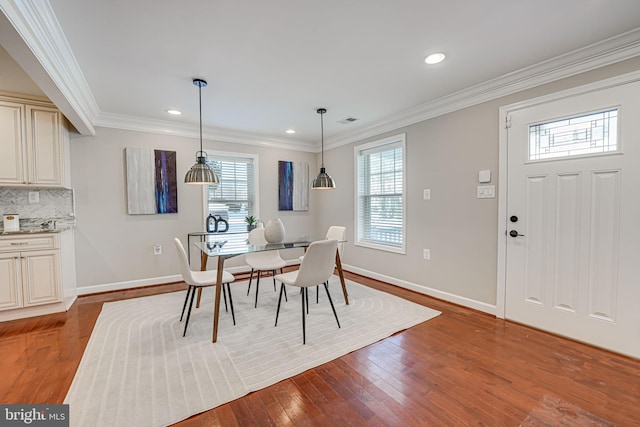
xmin=0 ymin=226 xmax=73 ymax=236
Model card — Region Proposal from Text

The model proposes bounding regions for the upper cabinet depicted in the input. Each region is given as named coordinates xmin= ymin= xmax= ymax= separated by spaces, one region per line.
xmin=0 ymin=95 xmax=69 ymax=188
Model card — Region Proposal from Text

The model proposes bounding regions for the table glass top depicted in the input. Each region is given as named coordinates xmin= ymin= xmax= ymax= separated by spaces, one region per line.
xmin=192 ymin=234 xmax=326 ymax=257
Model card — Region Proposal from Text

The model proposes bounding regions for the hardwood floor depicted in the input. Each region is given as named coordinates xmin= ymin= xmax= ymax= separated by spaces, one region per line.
xmin=1 ymin=271 xmax=639 ymax=426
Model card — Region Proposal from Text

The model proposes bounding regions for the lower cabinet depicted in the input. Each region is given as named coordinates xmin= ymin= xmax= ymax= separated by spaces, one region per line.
xmin=0 ymin=236 xmax=62 ymax=312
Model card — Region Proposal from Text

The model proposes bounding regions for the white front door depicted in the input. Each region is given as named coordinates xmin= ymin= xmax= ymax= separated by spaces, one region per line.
xmin=505 ymin=80 xmax=640 ymax=359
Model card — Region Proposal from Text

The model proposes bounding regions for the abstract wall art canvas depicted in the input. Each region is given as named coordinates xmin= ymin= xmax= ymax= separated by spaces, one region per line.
xmin=125 ymin=147 xmax=178 ymax=214
xmin=278 ymin=161 xmax=309 ymax=211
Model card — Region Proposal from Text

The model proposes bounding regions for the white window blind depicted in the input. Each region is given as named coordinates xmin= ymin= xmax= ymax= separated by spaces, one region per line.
xmin=355 ymin=135 xmax=405 ymax=253
xmin=205 ymin=155 xmax=256 ymax=233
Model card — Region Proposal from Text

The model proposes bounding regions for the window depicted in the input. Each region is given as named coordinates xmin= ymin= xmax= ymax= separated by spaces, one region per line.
xmin=528 ymin=108 xmax=618 ymax=161
xmin=355 ymin=134 xmax=406 ymax=253
xmin=204 ymin=152 xmax=258 ymax=234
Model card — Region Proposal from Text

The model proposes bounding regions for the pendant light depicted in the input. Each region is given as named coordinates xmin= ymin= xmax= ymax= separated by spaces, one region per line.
xmin=312 ymin=108 xmax=336 ymax=189
xmin=184 ymin=78 xmax=219 ymax=185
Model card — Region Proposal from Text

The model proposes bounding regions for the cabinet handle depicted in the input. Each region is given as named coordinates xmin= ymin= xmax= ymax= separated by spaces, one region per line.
xmin=10 ymin=242 xmax=29 ymax=246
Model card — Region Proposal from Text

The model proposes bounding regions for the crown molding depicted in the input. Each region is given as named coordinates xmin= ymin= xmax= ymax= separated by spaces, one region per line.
xmin=0 ymin=0 xmax=99 ymax=135
xmin=95 ymin=112 xmax=317 ymax=152
xmin=4 ymin=0 xmax=640 ymax=151
xmin=325 ymin=27 xmax=640 ymax=150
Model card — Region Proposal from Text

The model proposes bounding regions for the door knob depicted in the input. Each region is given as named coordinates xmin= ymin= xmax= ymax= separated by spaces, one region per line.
xmin=509 ymin=230 xmax=524 ymax=238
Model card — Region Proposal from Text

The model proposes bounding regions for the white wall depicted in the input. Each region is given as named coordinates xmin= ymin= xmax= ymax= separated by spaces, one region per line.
xmin=70 ymin=127 xmax=318 ymax=292
xmin=318 ymin=57 xmax=640 ymax=311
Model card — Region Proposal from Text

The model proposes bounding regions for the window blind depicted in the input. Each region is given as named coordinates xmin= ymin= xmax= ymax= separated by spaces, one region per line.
xmin=206 ymin=156 xmax=255 ymax=233
xmin=356 ymin=139 xmax=404 ymax=250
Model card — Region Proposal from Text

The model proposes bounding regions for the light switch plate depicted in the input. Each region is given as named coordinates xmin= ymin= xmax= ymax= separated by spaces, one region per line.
xmin=423 ymin=189 xmax=431 ymax=200
xmin=28 ymin=191 xmax=39 ymax=204
xmin=478 ymin=170 xmax=491 ymax=183
xmin=477 ymin=185 xmax=495 ymax=198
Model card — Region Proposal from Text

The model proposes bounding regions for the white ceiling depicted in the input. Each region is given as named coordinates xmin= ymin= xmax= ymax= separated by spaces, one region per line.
xmin=2 ymin=0 xmax=640 ymax=151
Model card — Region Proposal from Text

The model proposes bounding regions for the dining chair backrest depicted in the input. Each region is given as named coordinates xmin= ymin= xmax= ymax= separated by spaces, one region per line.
xmin=248 ymin=227 xmax=268 ymax=246
xmin=326 ymin=226 xmax=346 ymax=257
xmin=295 ymin=239 xmax=338 ymax=287
xmin=174 ymin=238 xmax=194 ymax=286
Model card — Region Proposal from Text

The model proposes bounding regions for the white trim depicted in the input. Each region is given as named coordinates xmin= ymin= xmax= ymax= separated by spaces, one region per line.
xmin=4 ymin=2 xmax=640 ymax=150
xmin=344 ymin=264 xmax=496 ymax=316
xmin=0 ymin=0 xmax=98 ymax=135
xmin=326 ymin=28 xmax=640 ymax=151
xmin=76 ymin=275 xmax=183 ymax=295
xmin=95 ymin=112 xmax=317 ymax=152
xmin=354 ymin=134 xmax=406 ymax=254
xmin=496 ymin=68 xmax=640 ymax=320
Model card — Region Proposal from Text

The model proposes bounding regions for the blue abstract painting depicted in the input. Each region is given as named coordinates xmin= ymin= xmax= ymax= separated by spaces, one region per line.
xmin=126 ymin=147 xmax=178 ymax=214
xmin=278 ymin=161 xmax=309 ymax=211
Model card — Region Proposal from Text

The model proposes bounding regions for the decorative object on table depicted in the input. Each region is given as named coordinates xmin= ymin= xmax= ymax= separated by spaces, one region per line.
xmin=3 ymin=214 xmax=20 ymax=231
xmin=206 ymin=212 xmax=229 ymax=233
xmin=264 ymin=218 xmax=285 ymax=243
xmin=184 ymin=78 xmax=219 ymax=185
xmin=312 ymin=108 xmax=336 ymax=189
xmin=125 ymin=147 xmax=178 ymax=214
xmin=245 ymin=215 xmax=258 ymax=232
xmin=278 ymin=161 xmax=309 ymax=211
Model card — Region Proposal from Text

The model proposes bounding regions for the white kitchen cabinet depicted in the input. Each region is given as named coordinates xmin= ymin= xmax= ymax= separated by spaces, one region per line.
xmin=0 ymin=234 xmax=63 ymax=314
xmin=0 ymin=95 xmax=69 ymax=187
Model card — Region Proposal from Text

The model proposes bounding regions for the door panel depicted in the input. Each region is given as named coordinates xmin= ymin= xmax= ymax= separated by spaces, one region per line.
xmin=505 ymin=80 xmax=640 ymax=358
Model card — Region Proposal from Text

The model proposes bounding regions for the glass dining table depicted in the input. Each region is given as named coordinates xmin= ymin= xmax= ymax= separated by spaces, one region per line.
xmin=192 ymin=233 xmax=349 ymax=343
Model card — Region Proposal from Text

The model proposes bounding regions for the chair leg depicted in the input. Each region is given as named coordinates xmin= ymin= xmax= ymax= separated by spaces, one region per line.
xmin=180 ymin=285 xmax=192 ymax=321
xmin=283 ymin=285 xmax=288 ymax=302
xmin=272 ymin=270 xmax=277 ymax=291
xmin=275 ymin=283 xmax=286 ymax=326
xmin=183 ymin=285 xmax=197 ymax=337
xmin=324 ymin=282 xmax=341 ymax=328
xmin=254 ymin=271 xmax=261 ymax=308
xmin=246 ymin=268 xmax=254 ymax=296
xmin=222 ymin=284 xmax=228 ymax=312
xmin=302 ymin=287 xmax=306 ymax=344
xmin=226 ymin=283 xmax=236 ymax=326
xmin=316 ymin=285 xmax=319 ymax=303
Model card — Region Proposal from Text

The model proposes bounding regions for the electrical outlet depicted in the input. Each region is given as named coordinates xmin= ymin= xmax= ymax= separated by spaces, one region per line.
xmin=28 ymin=191 xmax=39 ymax=204
xmin=154 ymin=244 xmax=162 ymax=255
xmin=423 ymin=188 xmax=431 ymax=200
xmin=423 ymin=249 xmax=430 ymax=260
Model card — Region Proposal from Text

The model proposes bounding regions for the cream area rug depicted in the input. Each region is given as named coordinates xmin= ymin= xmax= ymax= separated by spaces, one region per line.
xmin=64 ymin=277 xmax=441 ymax=426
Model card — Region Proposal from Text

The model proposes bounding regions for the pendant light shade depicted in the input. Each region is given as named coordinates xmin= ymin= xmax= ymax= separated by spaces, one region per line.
xmin=312 ymin=108 xmax=336 ymax=189
xmin=185 ymin=79 xmax=219 ymax=185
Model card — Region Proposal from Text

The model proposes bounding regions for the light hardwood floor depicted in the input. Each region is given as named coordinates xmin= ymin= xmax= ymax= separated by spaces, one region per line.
xmin=1 ymin=270 xmax=638 ymax=426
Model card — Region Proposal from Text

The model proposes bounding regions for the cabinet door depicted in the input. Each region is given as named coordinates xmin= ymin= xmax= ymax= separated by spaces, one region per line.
xmin=0 ymin=101 xmax=26 ymax=184
xmin=0 ymin=253 xmax=22 ymax=311
xmin=26 ymin=106 xmax=62 ymax=186
xmin=21 ymin=250 xmax=61 ymax=306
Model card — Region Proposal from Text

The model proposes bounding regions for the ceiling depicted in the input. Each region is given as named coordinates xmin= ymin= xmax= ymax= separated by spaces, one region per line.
xmin=2 ymin=0 xmax=640 ymax=151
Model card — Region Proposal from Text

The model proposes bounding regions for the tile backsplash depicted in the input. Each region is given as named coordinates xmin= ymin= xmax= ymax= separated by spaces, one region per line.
xmin=0 ymin=188 xmax=75 ymax=230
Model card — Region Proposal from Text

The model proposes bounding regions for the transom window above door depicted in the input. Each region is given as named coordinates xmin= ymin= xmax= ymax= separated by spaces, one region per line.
xmin=528 ymin=108 xmax=618 ymax=161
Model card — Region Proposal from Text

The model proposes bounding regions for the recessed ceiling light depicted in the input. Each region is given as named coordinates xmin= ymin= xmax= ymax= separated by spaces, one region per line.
xmin=424 ymin=52 xmax=446 ymax=65
xmin=285 ymin=129 xmax=296 ymax=134
xmin=166 ymin=109 xmax=182 ymax=115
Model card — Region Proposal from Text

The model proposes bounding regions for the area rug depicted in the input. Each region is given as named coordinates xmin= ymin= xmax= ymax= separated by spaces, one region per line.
xmin=64 ymin=277 xmax=440 ymax=426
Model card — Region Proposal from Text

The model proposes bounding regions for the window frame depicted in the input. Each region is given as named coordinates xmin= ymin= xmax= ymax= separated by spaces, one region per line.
xmin=201 ymin=150 xmax=260 ymax=232
xmin=354 ymin=133 xmax=406 ymax=254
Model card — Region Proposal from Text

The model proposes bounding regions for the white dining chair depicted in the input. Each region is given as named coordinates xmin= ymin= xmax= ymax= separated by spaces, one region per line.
xmin=300 ymin=225 xmax=346 ymax=302
xmin=246 ymin=228 xmax=287 ymax=308
xmin=274 ymin=239 xmax=340 ymax=344
xmin=174 ymin=238 xmax=236 ymax=336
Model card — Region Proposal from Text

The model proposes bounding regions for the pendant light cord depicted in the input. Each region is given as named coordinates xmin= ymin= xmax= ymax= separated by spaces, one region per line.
xmin=320 ymin=110 xmax=324 ymax=167
xmin=198 ymin=83 xmax=203 ymax=153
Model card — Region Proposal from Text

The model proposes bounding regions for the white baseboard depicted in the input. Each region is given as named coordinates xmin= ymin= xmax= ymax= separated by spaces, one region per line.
xmin=76 ymin=275 xmax=183 ymax=295
xmin=343 ymin=264 xmax=497 ymax=316
xmin=75 ymin=260 xmax=303 ymax=296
